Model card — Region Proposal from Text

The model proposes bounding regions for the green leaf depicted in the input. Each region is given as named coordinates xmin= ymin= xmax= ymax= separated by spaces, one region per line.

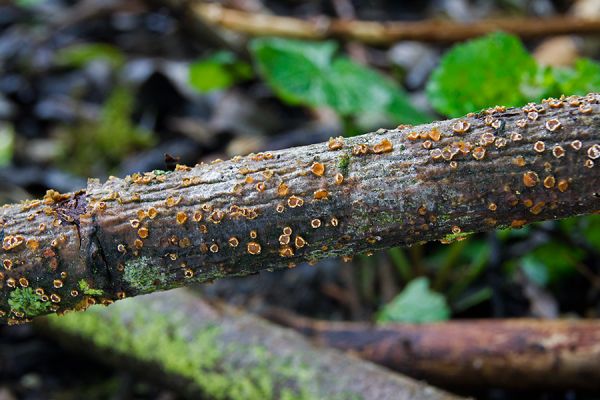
xmin=250 ymin=37 xmax=429 ymax=124
xmin=519 ymin=242 xmax=584 ymax=286
xmin=188 ymin=51 xmax=252 ymax=93
xmin=581 ymin=215 xmax=600 ymax=249
xmin=552 ymin=58 xmax=600 ymax=96
xmin=0 ymin=125 xmax=14 ymax=167
xmin=377 ymin=277 xmax=450 ymax=323
xmin=521 ymin=255 xmax=549 ymax=287
xmin=426 ymin=32 xmax=538 ymax=117
xmin=55 ymin=43 xmax=125 ymax=69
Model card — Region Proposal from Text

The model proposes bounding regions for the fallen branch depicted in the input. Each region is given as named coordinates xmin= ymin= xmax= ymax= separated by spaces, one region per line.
xmin=266 ymin=310 xmax=600 ymax=390
xmin=1 ymin=94 xmax=599 ymax=324
xmin=38 ymin=289 xmax=464 ymax=400
xmin=195 ymin=3 xmax=600 ymax=44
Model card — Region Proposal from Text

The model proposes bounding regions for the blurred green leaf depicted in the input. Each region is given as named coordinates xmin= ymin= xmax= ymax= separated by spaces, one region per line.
xmin=426 ymin=32 xmax=600 ymax=117
xmin=387 ymin=247 xmax=411 ymax=282
xmin=250 ymin=37 xmax=429 ymax=124
xmin=0 ymin=125 xmax=14 ymax=167
xmin=188 ymin=51 xmax=252 ymax=93
xmin=521 ymin=255 xmax=549 ymax=286
xmin=551 ymin=58 xmax=600 ymax=96
xmin=55 ymin=43 xmax=125 ymax=69
xmin=15 ymin=0 xmax=43 ymax=8
xmin=426 ymin=32 xmax=537 ymax=117
xmin=452 ymin=286 xmax=492 ymax=313
xmin=519 ymin=242 xmax=584 ymax=286
xmin=581 ymin=215 xmax=600 ymax=249
xmin=378 ymin=277 xmax=450 ymax=323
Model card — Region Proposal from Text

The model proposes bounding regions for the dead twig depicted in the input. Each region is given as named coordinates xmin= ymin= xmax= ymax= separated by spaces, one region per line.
xmin=266 ymin=310 xmax=600 ymax=390
xmin=195 ymin=3 xmax=600 ymax=45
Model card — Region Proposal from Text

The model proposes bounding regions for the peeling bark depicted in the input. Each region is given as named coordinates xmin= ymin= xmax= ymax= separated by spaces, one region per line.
xmin=38 ymin=289 xmax=464 ymax=400
xmin=1 ymin=94 xmax=599 ymax=323
xmin=266 ymin=312 xmax=600 ymax=390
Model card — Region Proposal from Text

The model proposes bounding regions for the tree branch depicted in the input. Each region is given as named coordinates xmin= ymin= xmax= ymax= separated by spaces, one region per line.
xmin=1 ymin=94 xmax=599 ymax=324
xmin=266 ymin=310 xmax=600 ymax=390
xmin=194 ymin=3 xmax=600 ymax=44
xmin=38 ymin=289 xmax=464 ymax=400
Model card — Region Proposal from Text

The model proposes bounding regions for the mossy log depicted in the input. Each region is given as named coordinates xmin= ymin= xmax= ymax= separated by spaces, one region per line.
xmin=1 ymin=94 xmax=599 ymax=323
xmin=266 ymin=311 xmax=600 ymax=390
xmin=38 ymin=289 xmax=464 ymax=400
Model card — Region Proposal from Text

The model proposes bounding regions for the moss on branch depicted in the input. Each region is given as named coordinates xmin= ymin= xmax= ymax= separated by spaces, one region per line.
xmin=1 ymin=94 xmax=599 ymax=324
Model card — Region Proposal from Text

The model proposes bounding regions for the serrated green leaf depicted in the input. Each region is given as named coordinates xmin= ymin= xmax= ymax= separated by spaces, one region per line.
xmin=426 ymin=32 xmax=538 ymax=117
xmin=377 ymin=277 xmax=450 ymax=323
xmin=55 ymin=43 xmax=125 ymax=69
xmin=188 ymin=51 xmax=252 ymax=93
xmin=250 ymin=37 xmax=429 ymax=124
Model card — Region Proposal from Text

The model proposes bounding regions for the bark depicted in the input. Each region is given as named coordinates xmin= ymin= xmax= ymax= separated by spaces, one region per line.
xmin=194 ymin=3 xmax=600 ymax=44
xmin=1 ymin=94 xmax=599 ymax=324
xmin=266 ymin=311 xmax=600 ymax=390
xmin=37 ymin=289 xmax=464 ymax=400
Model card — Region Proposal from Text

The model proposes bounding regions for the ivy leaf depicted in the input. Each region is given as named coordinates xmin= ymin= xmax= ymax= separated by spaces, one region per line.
xmin=426 ymin=32 xmax=538 ymax=117
xmin=188 ymin=51 xmax=252 ymax=93
xmin=250 ymin=37 xmax=429 ymax=124
xmin=378 ymin=277 xmax=450 ymax=323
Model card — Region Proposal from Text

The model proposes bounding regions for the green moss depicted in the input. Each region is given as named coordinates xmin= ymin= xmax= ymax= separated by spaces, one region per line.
xmin=442 ymin=231 xmax=473 ymax=243
xmin=337 ymin=153 xmax=351 ymax=175
xmin=78 ymin=280 xmax=104 ymax=296
xmin=8 ymin=287 xmax=51 ymax=317
xmin=47 ymin=298 xmax=357 ymax=400
xmin=123 ymin=256 xmax=167 ymax=293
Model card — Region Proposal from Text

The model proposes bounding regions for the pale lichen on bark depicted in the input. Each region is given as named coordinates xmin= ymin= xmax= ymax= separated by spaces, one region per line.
xmin=1 ymin=94 xmax=599 ymax=323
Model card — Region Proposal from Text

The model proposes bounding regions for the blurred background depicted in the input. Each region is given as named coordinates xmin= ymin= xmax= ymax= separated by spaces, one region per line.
xmin=0 ymin=0 xmax=599 ymax=399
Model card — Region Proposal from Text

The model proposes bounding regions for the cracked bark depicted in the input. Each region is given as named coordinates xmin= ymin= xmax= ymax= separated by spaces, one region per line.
xmin=1 ymin=94 xmax=599 ymax=324
xmin=38 ymin=289 xmax=464 ymax=400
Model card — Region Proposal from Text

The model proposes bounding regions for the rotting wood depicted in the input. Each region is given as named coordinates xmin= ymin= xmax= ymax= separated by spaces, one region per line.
xmin=194 ymin=2 xmax=600 ymax=44
xmin=38 ymin=289 xmax=465 ymax=400
xmin=1 ymin=94 xmax=599 ymax=324
xmin=266 ymin=310 xmax=600 ymax=390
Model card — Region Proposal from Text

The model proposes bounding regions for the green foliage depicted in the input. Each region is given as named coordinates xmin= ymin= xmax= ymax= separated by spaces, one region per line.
xmin=426 ymin=32 xmax=538 ymax=117
xmin=0 ymin=125 xmax=14 ymax=167
xmin=59 ymin=86 xmax=155 ymax=175
xmin=8 ymin=287 xmax=51 ymax=317
xmin=250 ymin=37 xmax=429 ymax=125
xmin=55 ymin=43 xmax=125 ymax=69
xmin=551 ymin=58 xmax=600 ymax=96
xmin=378 ymin=277 xmax=450 ymax=323
xmin=426 ymin=32 xmax=600 ymax=117
xmin=188 ymin=51 xmax=252 ymax=92
xmin=519 ymin=242 xmax=584 ymax=287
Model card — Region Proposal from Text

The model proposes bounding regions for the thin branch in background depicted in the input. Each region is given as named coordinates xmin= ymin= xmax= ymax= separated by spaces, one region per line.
xmin=265 ymin=310 xmax=600 ymax=391
xmin=194 ymin=3 xmax=600 ymax=45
